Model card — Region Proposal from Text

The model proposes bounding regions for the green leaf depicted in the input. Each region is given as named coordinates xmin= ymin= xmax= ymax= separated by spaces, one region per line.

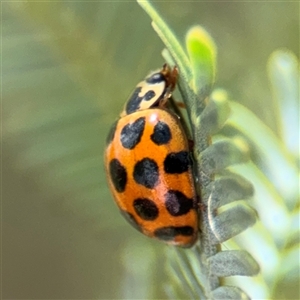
xmin=209 ymin=250 xmax=259 ymax=276
xmin=223 ymin=101 xmax=299 ymax=210
xmin=268 ymin=49 xmax=299 ymax=157
xmin=137 ymin=0 xmax=191 ymax=81
xmin=186 ymin=26 xmax=217 ymax=96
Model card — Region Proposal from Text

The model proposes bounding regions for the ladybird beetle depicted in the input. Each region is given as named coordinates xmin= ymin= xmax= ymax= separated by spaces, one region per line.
xmin=104 ymin=64 xmax=198 ymax=247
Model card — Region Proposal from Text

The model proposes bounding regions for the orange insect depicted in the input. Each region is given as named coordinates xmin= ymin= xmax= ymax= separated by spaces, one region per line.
xmin=104 ymin=64 xmax=198 ymax=247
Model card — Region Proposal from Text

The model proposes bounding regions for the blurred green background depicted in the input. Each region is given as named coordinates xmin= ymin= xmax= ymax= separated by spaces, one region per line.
xmin=2 ymin=2 xmax=298 ymax=299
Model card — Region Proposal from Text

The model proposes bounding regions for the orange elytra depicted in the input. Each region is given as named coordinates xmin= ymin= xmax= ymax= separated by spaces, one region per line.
xmin=104 ymin=64 xmax=198 ymax=247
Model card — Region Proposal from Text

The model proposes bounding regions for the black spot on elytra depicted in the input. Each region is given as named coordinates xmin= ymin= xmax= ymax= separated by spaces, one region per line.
xmin=120 ymin=210 xmax=142 ymax=232
xmin=133 ymin=198 xmax=159 ymax=220
xmin=164 ymin=151 xmax=191 ymax=174
xmin=154 ymin=226 xmax=194 ymax=240
xmin=120 ymin=117 xmax=145 ymax=149
xmin=146 ymin=72 xmax=165 ymax=84
xmin=106 ymin=120 xmax=118 ymax=146
xmin=109 ymin=159 xmax=127 ymax=193
xmin=150 ymin=121 xmax=172 ymax=145
xmin=165 ymin=190 xmax=194 ymax=216
xmin=133 ymin=158 xmax=159 ymax=189
xmin=144 ymin=90 xmax=156 ymax=101
xmin=125 ymin=87 xmax=143 ymax=115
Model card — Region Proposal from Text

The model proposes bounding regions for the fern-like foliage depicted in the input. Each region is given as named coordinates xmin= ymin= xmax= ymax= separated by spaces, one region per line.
xmin=137 ymin=1 xmax=299 ymax=299
xmin=3 ymin=2 xmax=298 ymax=299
